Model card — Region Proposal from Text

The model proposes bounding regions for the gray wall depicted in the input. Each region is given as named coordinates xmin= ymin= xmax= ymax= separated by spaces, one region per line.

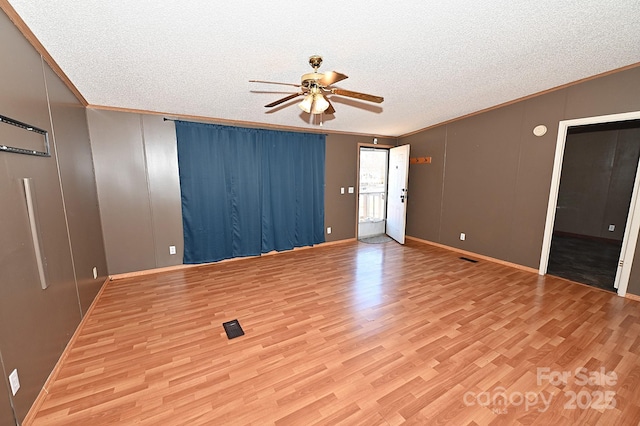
xmin=87 ymin=110 xmax=396 ymax=274
xmin=555 ymin=126 xmax=640 ymax=241
xmin=0 ymin=9 xmax=107 ymax=424
xmin=325 ymin=135 xmax=397 ymax=242
xmin=0 ymin=380 xmax=13 ymax=426
xmin=401 ymin=66 xmax=640 ymax=295
xmin=88 ymin=67 xmax=640 ymax=295
xmin=87 ymin=110 xmax=184 ymax=274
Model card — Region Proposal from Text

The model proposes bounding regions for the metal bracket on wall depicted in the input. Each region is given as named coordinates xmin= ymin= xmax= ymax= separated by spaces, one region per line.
xmin=0 ymin=114 xmax=50 ymax=157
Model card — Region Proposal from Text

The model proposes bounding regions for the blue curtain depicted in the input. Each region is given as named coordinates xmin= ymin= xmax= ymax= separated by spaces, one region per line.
xmin=175 ymin=121 xmax=325 ymax=263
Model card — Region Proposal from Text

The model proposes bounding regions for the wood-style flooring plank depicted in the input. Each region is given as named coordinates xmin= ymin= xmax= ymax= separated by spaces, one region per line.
xmin=26 ymin=240 xmax=640 ymax=425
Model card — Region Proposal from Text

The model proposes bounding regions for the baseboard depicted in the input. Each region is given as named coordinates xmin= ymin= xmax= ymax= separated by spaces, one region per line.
xmin=110 ymin=262 xmax=203 ymax=280
xmin=110 ymin=238 xmax=358 ymax=281
xmin=22 ymin=276 xmax=111 ymax=425
xmin=625 ymin=293 xmax=640 ymax=302
xmin=405 ymin=236 xmax=539 ymax=274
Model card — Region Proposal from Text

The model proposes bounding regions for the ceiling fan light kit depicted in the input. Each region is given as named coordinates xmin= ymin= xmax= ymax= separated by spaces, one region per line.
xmin=250 ymin=55 xmax=384 ymax=119
xmin=298 ymin=88 xmax=330 ymax=114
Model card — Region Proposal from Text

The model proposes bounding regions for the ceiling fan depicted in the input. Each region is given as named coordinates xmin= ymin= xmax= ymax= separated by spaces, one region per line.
xmin=250 ymin=55 xmax=384 ymax=115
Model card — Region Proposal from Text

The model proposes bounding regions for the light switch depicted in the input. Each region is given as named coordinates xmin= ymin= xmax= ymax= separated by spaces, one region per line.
xmin=348 ymin=187 xmax=354 ymax=194
xmin=340 ymin=187 xmax=345 ymax=194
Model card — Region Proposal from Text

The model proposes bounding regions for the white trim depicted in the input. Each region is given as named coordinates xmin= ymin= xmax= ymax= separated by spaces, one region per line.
xmin=614 ymin=158 xmax=640 ymax=296
xmin=539 ymin=110 xmax=640 ymax=297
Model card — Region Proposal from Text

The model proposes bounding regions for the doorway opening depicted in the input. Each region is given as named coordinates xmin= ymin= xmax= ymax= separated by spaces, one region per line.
xmin=356 ymin=144 xmax=411 ymax=244
xmin=540 ymin=111 xmax=640 ymax=297
xmin=358 ymin=147 xmax=389 ymax=241
xmin=547 ymin=120 xmax=640 ymax=292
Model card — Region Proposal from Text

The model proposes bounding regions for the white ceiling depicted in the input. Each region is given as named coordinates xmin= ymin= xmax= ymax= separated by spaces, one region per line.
xmin=7 ymin=1 xmax=640 ymax=137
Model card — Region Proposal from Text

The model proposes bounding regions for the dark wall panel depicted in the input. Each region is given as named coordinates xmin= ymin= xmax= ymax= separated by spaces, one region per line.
xmin=565 ymin=68 xmax=640 ymax=120
xmin=0 ymin=20 xmax=50 ymax=135
xmin=440 ymin=104 xmax=524 ymax=261
xmin=506 ymin=90 xmax=567 ymax=267
xmin=87 ymin=109 xmax=156 ymax=274
xmin=44 ymin=64 xmax=108 ymax=313
xmin=0 ymin=8 xmax=104 ymax=422
xmin=0 ymin=374 xmax=13 ymax=425
xmin=324 ymin=134 xmax=360 ymax=241
xmin=554 ymin=127 xmax=640 ymax=241
xmin=141 ymin=115 xmax=183 ymax=267
xmin=603 ymin=128 xmax=640 ymax=240
xmin=404 ymin=126 xmax=446 ymax=242
xmin=555 ymin=130 xmax=618 ymax=237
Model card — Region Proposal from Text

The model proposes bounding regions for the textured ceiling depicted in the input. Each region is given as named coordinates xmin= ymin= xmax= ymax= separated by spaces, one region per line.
xmin=7 ymin=1 xmax=640 ymax=137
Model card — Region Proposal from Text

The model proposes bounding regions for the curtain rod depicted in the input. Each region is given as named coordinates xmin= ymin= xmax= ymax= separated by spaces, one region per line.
xmin=163 ymin=117 xmax=328 ymax=136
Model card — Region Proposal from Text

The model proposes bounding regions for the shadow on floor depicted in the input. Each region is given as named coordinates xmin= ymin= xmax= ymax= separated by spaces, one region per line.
xmin=547 ymin=233 xmax=621 ymax=292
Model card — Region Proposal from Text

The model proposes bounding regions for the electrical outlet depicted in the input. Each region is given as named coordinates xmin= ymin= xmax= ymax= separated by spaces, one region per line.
xmin=92 ymin=267 xmax=97 ymax=280
xmin=9 ymin=369 xmax=19 ymax=396
xmin=340 ymin=187 xmax=345 ymax=194
xmin=169 ymin=245 xmax=177 ymax=255
xmin=460 ymin=233 xmax=466 ymax=241
xmin=608 ymin=224 xmax=615 ymax=232
xmin=327 ymin=227 xmax=332 ymax=234
xmin=348 ymin=187 xmax=354 ymax=194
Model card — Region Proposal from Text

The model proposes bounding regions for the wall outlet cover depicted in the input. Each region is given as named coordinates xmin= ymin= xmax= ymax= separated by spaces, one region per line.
xmin=348 ymin=187 xmax=354 ymax=194
xmin=9 ymin=369 xmax=19 ymax=396
xmin=92 ymin=266 xmax=98 ymax=280
xmin=460 ymin=233 xmax=466 ymax=241
xmin=169 ymin=245 xmax=177 ymax=255
xmin=327 ymin=227 xmax=332 ymax=234
xmin=608 ymin=224 xmax=615 ymax=232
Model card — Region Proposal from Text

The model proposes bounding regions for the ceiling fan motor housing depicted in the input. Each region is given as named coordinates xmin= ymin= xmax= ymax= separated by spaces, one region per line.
xmin=301 ymin=73 xmax=324 ymax=89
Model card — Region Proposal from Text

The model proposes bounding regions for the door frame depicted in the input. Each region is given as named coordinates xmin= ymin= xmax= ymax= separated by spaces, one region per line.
xmin=355 ymin=143 xmax=394 ymax=239
xmin=539 ymin=110 xmax=640 ymax=297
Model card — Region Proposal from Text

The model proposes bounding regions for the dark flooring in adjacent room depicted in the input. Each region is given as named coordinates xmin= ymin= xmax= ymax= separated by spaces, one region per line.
xmin=547 ymin=233 xmax=621 ymax=292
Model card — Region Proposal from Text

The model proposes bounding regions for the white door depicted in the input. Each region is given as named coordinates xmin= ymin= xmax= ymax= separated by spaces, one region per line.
xmin=386 ymin=144 xmax=410 ymax=244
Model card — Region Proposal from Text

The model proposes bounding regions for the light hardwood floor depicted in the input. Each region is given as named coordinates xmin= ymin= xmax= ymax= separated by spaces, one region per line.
xmin=27 ymin=240 xmax=640 ymax=425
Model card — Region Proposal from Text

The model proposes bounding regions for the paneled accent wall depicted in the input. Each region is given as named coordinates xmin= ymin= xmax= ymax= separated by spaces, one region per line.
xmin=0 ymin=8 xmax=107 ymax=424
xmin=87 ymin=110 xmax=184 ymax=275
xmin=401 ymin=66 xmax=640 ymax=295
xmin=87 ymin=109 xmax=396 ymax=274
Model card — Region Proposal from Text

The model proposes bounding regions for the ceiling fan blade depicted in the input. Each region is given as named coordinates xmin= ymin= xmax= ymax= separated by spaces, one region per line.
xmin=324 ymin=97 xmax=336 ymax=115
xmin=250 ymin=79 xmax=301 ymax=88
xmin=319 ymin=71 xmax=348 ymax=87
xmin=331 ymin=88 xmax=384 ymax=103
xmin=265 ymin=92 xmax=303 ymax=108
